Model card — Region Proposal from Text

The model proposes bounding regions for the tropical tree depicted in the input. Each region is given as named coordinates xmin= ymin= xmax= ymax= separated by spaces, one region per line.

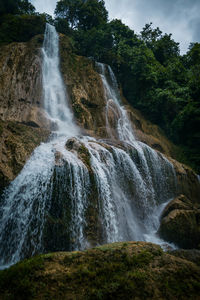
xmin=0 ymin=0 xmax=35 ymax=16
xmin=55 ymin=0 xmax=108 ymax=30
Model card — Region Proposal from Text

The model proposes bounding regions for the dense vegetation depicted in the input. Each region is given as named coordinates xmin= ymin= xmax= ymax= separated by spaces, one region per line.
xmin=0 ymin=0 xmax=52 ymax=44
xmin=54 ymin=0 xmax=200 ymax=172
xmin=0 ymin=0 xmax=199 ymax=172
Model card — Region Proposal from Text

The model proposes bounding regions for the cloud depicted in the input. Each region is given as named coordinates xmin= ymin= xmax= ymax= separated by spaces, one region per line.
xmin=31 ymin=0 xmax=57 ymax=16
xmin=31 ymin=0 xmax=200 ymax=53
xmin=104 ymin=0 xmax=200 ymax=53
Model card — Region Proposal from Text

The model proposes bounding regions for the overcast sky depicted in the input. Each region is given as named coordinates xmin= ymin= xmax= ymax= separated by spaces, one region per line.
xmin=31 ymin=0 xmax=200 ymax=53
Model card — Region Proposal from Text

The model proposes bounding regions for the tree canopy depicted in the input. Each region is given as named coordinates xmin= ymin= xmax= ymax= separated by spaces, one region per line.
xmin=0 ymin=0 xmax=35 ymax=16
xmin=55 ymin=0 xmax=108 ymax=30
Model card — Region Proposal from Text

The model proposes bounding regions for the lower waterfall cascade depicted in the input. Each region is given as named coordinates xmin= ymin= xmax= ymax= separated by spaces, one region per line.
xmin=0 ymin=24 xmax=178 ymax=268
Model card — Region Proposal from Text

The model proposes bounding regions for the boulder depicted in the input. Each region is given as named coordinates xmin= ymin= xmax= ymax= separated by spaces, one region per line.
xmin=159 ymin=195 xmax=200 ymax=249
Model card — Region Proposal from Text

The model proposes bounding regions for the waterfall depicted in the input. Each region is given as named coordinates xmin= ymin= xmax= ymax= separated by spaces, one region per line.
xmin=94 ymin=62 xmax=177 ymax=244
xmin=0 ymin=24 xmax=177 ymax=268
xmin=42 ymin=24 xmax=79 ymax=136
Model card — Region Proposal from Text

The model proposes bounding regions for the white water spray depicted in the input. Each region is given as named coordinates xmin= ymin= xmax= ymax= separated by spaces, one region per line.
xmin=42 ymin=24 xmax=79 ymax=135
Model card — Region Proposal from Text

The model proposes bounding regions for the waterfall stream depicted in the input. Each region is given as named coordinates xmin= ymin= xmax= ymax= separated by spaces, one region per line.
xmin=0 ymin=24 xmax=177 ymax=268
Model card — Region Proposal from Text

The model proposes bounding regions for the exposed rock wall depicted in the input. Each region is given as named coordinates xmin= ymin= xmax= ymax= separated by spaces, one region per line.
xmin=59 ymin=35 xmax=107 ymax=138
xmin=0 ymin=120 xmax=49 ymax=195
xmin=159 ymin=195 xmax=200 ymax=248
xmin=0 ymin=33 xmax=199 ymax=251
xmin=0 ymin=35 xmax=48 ymax=128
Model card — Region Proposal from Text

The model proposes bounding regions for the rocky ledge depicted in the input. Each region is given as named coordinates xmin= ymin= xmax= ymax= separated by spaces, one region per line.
xmin=0 ymin=120 xmax=49 ymax=195
xmin=0 ymin=242 xmax=200 ymax=300
xmin=159 ymin=194 xmax=200 ymax=249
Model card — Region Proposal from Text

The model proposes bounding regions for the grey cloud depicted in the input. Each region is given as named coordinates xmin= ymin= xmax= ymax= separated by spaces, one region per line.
xmin=32 ymin=0 xmax=200 ymax=53
xmin=31 ymin=0 xmax=57 ymax=16
xmin=190 ymin=17 xmax=200 ymax=41
xmin=104 ymin=0 xmax=200 ymax=53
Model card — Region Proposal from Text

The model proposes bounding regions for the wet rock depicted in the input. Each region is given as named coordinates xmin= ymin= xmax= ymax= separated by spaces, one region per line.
xmin=161 ymin=194 xmax=194 ymax=219
xmin=169 ymin=248 xmax=200 ymax=266
xmin=170 ymin=159 xmax=200 ymax=204
xmin=159 ymin=195 xmax=200 ymax=249
xmin=0 ymin=35 xmax=50 ymax=129
xmin=0 ymin=120 xmax=49 ymax=195
xmin=65 ymin=137 xmax=82 ymax=152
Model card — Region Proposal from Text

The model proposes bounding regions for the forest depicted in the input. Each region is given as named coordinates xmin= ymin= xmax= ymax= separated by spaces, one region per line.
xmin=1 ymin=0 xmax=199 ymax=173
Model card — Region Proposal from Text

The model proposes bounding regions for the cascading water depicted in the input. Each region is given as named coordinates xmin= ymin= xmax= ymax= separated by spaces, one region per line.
xmin=94 ymin=62 xmax=177 ymax=244
xmin=0 ymin=24 xmax=88 ymax=267
xmin=0 ymin=24 xmax=177 ymax=268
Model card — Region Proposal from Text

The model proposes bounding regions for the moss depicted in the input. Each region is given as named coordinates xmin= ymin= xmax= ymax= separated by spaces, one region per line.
xmin=0 ymin=255 xmax=45 ymax=300
xmin=0 ymin=242 xmax=200 ymax=300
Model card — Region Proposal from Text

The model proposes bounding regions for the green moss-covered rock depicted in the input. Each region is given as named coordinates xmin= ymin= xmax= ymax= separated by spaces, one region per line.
xmin=0 ymin=242 xmax=200 ymax=300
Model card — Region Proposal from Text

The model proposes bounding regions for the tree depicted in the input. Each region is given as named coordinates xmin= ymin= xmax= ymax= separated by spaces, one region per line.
xmin=18 ymin=0 xmax=36 ymax=15
xmin=78 ymin=0 xmax=108 ymax=30
xmin=0 ymin=0 xmax=35 ymax=16
xmin=140 ymin=22 xmax=162 ymax=47
xmin=0 ymin=0 xmax=20 ymax=16
xmin=141 ymin=23 xmax=180 ymax=65
xmin=55 ymin=0 xmax=108 ymax=30
xmin=55 ymin=0 xmax=82 ymax=29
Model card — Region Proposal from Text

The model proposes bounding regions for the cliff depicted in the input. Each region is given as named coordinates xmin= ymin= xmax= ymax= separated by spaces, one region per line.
xmin=0 ymin=33 xmax=199 ymax=250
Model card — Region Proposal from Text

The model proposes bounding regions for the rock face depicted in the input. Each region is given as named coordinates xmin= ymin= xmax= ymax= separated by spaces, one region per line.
xmin=159 ymin=195 xmax=200 ymax=249
xmin=0 ymin=242 xmax=200 ymax=300
xmin=59 ymin=35 xmax=107 ymax=138
xmin=0 ymin=35 xmax=49 ymax=128
xmin=0 ymin=120 xmax=49 ymax=195
xmin=170 ymin=159 xmax=200 ymax=204
xmin=0 ymin=32 xmax=200 ymax=251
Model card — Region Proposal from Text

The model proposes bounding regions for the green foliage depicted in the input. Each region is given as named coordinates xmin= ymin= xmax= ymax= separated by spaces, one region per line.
xmin=141 ymin=23 xmax=180 ymax=65
xmin=17 ymin=0 xmax=36 ymax=15
xmin=0 ymin=0 xmax=35 ymax=16
xmin=0 ymin=255 xmax=45 ymax=300
xmin=0 ymin=14 xmax=46 ymax=45
xmin=0 ymin=0 xmax=20 ymax=16
xmin=55 ymin=0 xmax=108 ymax=31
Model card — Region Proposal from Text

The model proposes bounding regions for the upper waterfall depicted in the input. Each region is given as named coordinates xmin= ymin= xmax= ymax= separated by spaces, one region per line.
xmin=42 ymin=24 xmax=79 ymax=136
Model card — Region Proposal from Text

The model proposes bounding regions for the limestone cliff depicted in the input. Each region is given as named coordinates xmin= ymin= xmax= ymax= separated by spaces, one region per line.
xmin=0 ymin=33 xmax=200 ymax=250
xmin=0 ymin=120 xmax=49 ymax=195
xmin=0 ymin=35 xmax=48 ymax=128
xmin=58 ymin=34 xmax=200 ymax=204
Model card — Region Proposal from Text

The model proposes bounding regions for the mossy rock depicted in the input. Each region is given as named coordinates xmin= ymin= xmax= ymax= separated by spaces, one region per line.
xmin=0 ymin=242 xmax=200 ymax=300
xmin=159 ymin=195 xmax=200 ymax=249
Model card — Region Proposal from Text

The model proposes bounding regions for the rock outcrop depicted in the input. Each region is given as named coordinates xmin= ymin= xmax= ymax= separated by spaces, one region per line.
xmin=59 ymin=35 xmax=107 ymax=138
xmin=159 ymin=195 xmax=200 ymax=249
xmin=0 ymin=242 xmax=200 ymax=300
xmin=0 ymin=120 xmax=49 ymax=195
xmin=0 ymin=35 xmax=49 ymax=128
